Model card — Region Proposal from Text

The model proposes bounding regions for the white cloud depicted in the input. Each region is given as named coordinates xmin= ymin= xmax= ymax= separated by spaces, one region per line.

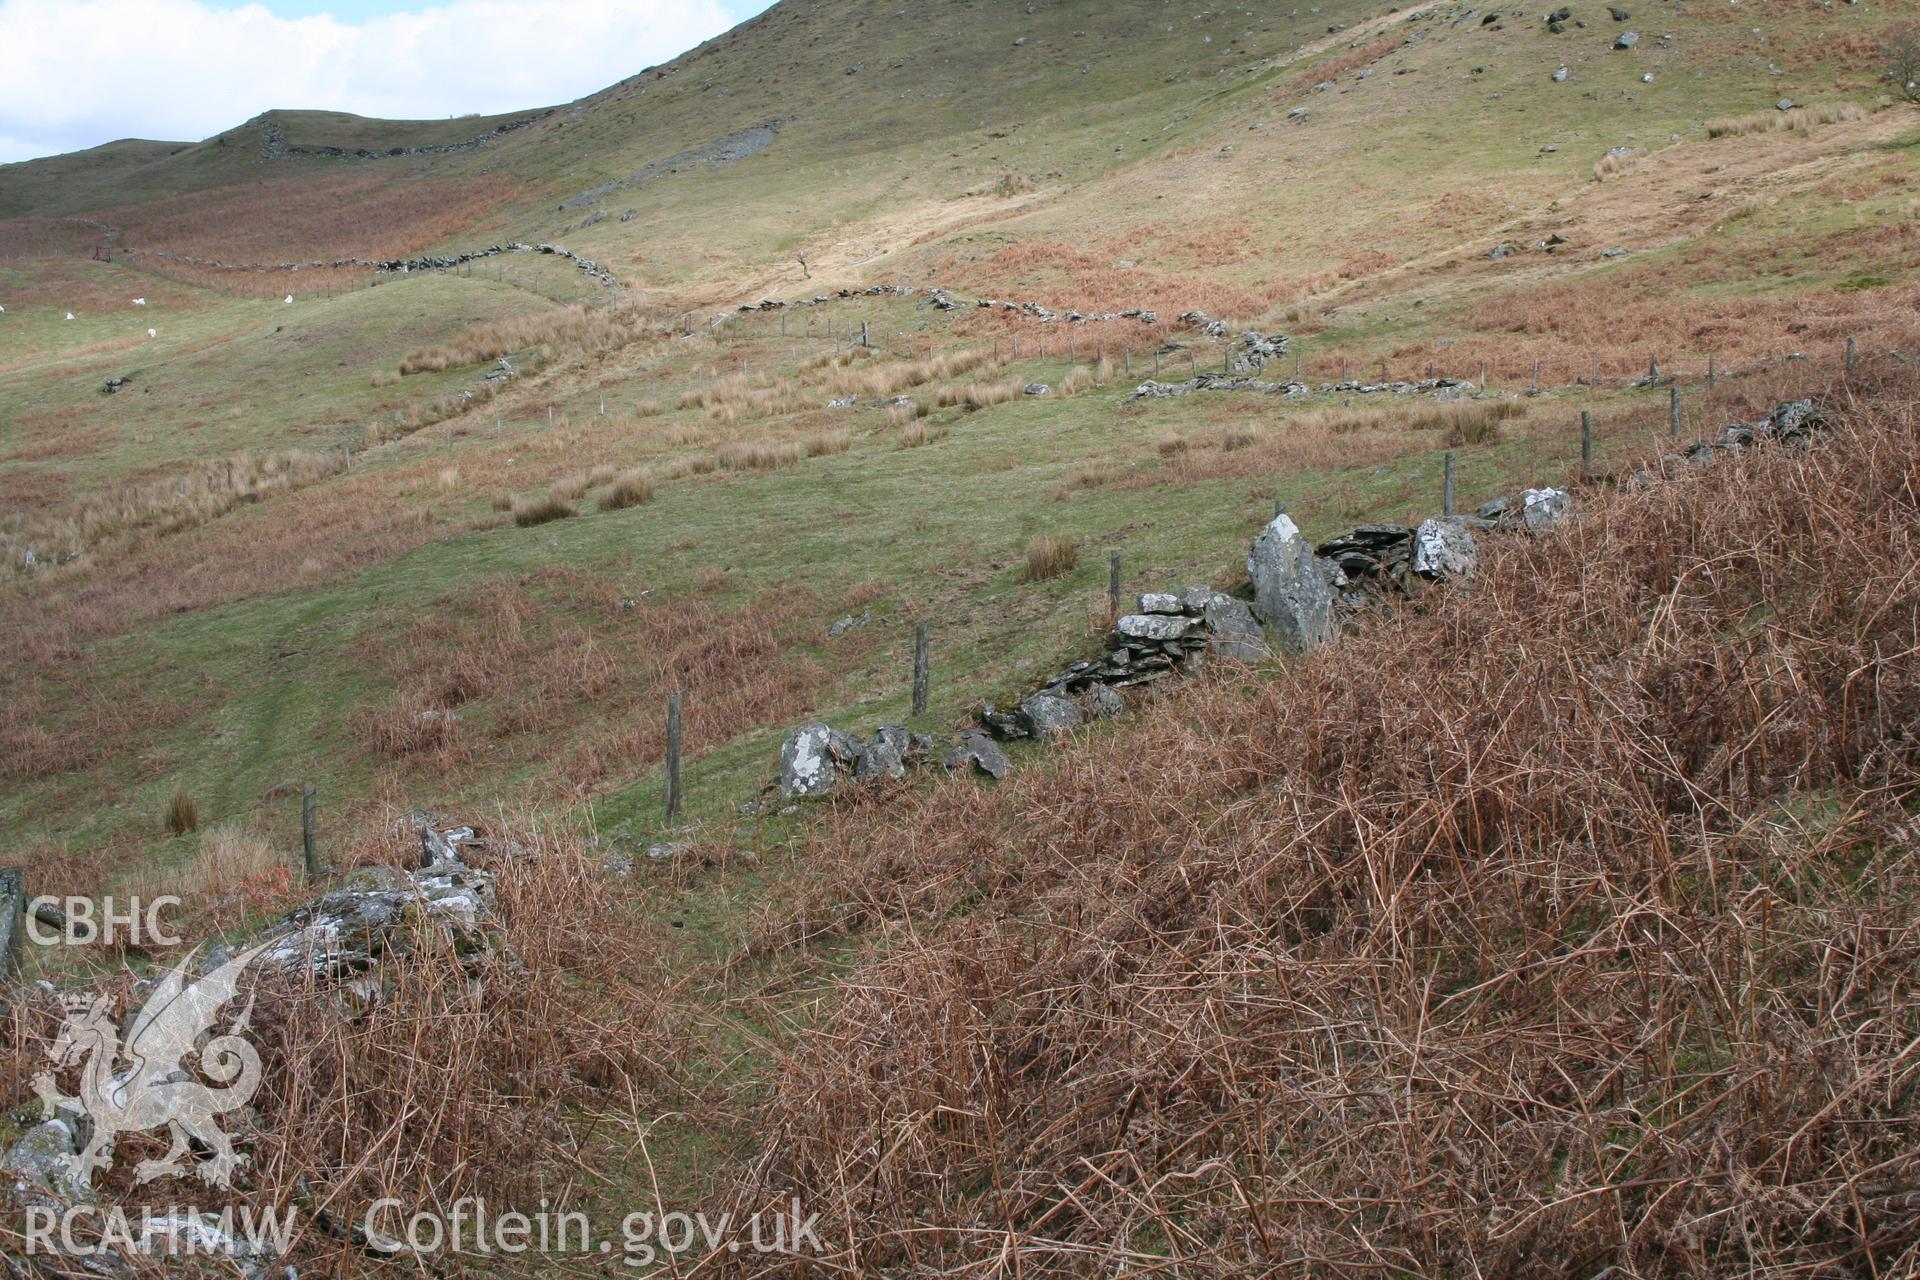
xmin=0 ymin=0 xmax=740 ymax=164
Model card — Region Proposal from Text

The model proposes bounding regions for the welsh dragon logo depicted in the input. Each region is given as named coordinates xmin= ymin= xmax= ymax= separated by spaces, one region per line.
xmin=31 ymin=944 xmax=269 ymax=1190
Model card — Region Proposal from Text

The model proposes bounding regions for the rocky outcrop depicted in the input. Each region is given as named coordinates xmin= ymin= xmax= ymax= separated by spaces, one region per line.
xmin=1249 ymin=514 xmax=1336 ymax=654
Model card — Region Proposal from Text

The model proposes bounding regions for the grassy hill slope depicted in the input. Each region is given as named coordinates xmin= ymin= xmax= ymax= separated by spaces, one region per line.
xmin=0 ymin=3 xmax=1918 ymax=1271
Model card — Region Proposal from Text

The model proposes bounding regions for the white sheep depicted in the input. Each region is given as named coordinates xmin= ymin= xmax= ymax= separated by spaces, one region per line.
xmin=284 ymin=294 xmax=294 ymax=304
xmin=132 ymin=297 xmax=146 ymax=306
xmin=65 ymin=312 xmax=75 ymax=321
xmin=147 ymin=327 xmax=157 ymax=339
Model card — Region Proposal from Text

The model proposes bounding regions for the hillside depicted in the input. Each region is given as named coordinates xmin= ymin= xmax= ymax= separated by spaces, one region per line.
xmin=1 ymin=0 xmax=1918 ymax=1273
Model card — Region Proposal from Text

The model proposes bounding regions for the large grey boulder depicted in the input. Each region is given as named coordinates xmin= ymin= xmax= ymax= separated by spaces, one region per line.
xmin=1521 ymin=487 xmax=1573 ymax=529
xmin=1248 ymin=514 xmax=1335 ymax=653
xmin=779 ymin=724 xmax=860 ymax=797
xmin=1017 ymin=692 xmax=1084 ymax=740
xmin=1203 ymin=594 xmax=1272 ymax=662
xmin=855 ymin=726 xmax=927 ymax=781
xmin=945 ymin=732 xmax=1011 ymax=780
xmin=1413 ymin=517 xmax=1479 ymax=578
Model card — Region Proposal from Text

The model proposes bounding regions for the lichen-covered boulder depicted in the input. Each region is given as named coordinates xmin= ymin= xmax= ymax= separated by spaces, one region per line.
xmin=1413 ymin=517 xmax=1480 ymax=578
xmin=1017 ymin=692 xmax=1084 ymax=740
xmin=779 ymin=724 xmax=860 ymax=797
xmin=1248 ymin=514 xmax=1335 ymax=653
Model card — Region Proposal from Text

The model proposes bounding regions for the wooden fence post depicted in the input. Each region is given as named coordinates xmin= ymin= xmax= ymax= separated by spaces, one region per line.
xmin=1847 ymin=335 xmax=1857 ymax=375
xmin=911 ymin=624 xmax=930 ymax=718
xmin=1670 ymin=385 xmax=1681 ymax=438
xmin=0 ymin=867 xmax=23 ymax=976
xmin=1107 ymin=551 xmax=1122 ymax=620
xmin=665 ymin=693 xmax=683 ymax=821
xmin=1531 ymin=358 xmax=1540 ymax=394
xmin=301 ymin=784 xmax=319 ymax=882
xmin=1443 ymin=452 xmax=1456 ymax=517
xmin=1708 ymin=354 xmax=1717 ymax=391
xmin=1580 ymin=410 xmax=1594 ymax=479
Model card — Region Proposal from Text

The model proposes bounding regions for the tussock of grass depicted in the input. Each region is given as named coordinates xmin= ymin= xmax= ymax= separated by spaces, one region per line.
xmin=716 ymin=440 xmax=805 ymax=472
xmin=511 ymin=492 xmax=577 ymax=527
xmin=400 ymin=303 xmax=664 ymax=374
xmin=1591 ymin=146 xmax=1648 ymax=182
xmin=163 ymin=786 xmax=197 ymax=836
xmin=805 ymin=429 xmax=851 ymax=458
xmin=1707 ymin=103 xmax=1867 ymax=139
xmin=1023 ymin=533 xmax=1078 ymax=581
xmin=598 ymin=469 xmax=656 ymax=511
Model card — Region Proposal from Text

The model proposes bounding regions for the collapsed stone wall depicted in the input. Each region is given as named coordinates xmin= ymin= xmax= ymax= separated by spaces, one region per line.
xmin=773 ymin=397 xmax=1829 ymax=800
xmin=126 ymin=240 xmax=622 ymax=290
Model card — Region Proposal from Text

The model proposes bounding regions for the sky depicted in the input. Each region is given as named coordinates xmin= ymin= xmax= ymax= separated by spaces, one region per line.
xmin=0 ymin=0 xmax=774 ymax=165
